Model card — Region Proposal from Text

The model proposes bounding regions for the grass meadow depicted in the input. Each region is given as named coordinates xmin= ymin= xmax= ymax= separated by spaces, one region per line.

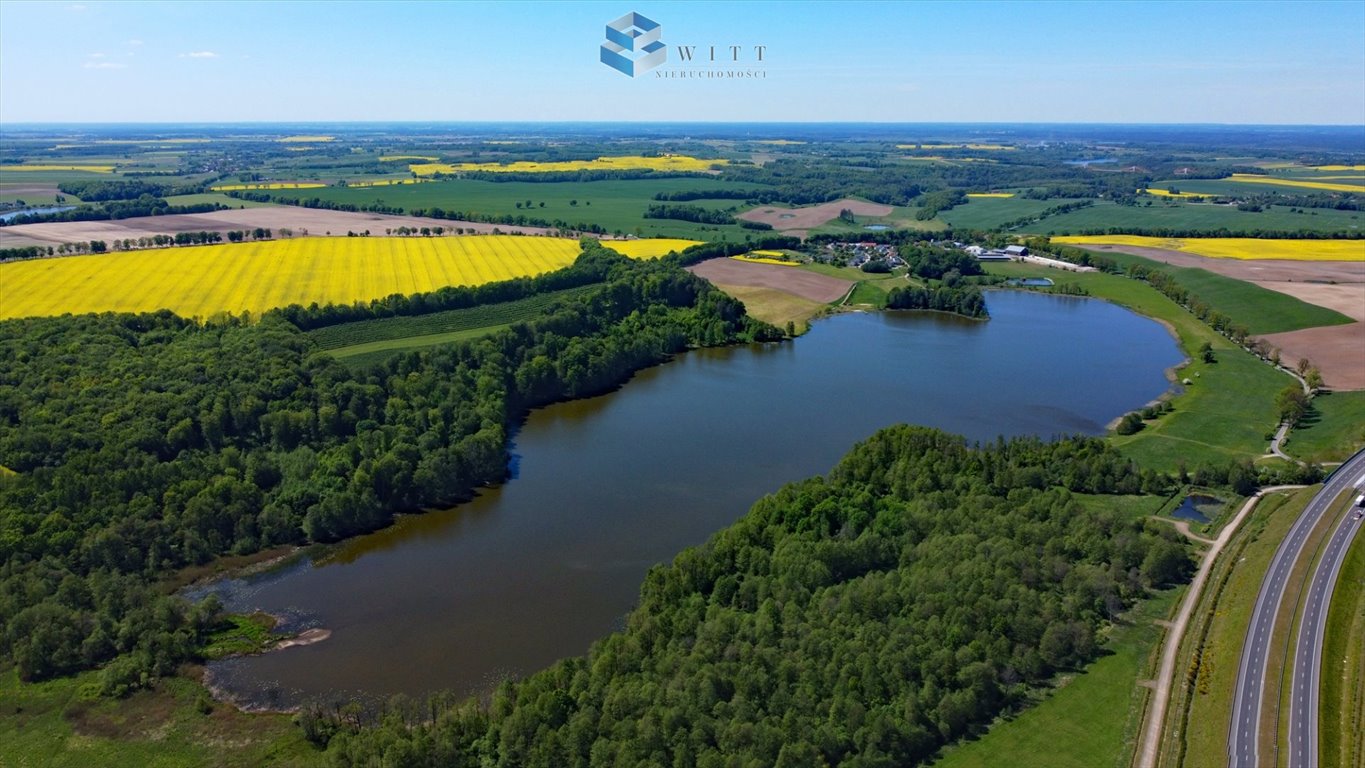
xmin=0 ymin=666 xmax=320 ymax=768
xmin=1284 ymin=391 xmax=1365 ymax=463
xmin=308 ymin=285 xmax=600 ymax=365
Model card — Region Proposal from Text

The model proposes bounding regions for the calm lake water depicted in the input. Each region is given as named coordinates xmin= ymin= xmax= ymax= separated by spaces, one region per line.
xmin=194 ymin=291 xmax=1183 ymax=709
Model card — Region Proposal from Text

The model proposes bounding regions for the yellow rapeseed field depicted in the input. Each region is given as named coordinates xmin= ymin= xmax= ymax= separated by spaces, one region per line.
xmin=2 ymin=165 xmax=115 ymax=173
xmin=1141 ymin=188 xmax=1207 ymax=198
xmin=1227 ymin=174 xmax=1365 ymax=193
xmin=966 ymin=192 xmax=1015 ymax=198
xmin=409 ymin=155 xmax=724 ymax=176
xmin=1312 ymin=165 xmax=1365 ymax=171
xmin=210 ymin=182 xmax=328 ymax=191
xmin=0 ymin=236 xmax=695 ymax=321
xmin=1051 ymin=235 xmax=1365 ymax=261
xmin=600 ymin=238 xmax=700 ymax=258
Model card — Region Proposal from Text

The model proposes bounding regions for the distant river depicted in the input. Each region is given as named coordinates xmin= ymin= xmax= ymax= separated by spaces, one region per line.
xmin=0 ymin=205 xmax=74 ymax=222
xmin=192 ymin=291 xmax=1183 ymax=710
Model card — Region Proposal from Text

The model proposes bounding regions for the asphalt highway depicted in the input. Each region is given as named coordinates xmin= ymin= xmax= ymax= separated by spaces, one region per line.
xmin=1227 ymin=449 xmax=1365 ymax=767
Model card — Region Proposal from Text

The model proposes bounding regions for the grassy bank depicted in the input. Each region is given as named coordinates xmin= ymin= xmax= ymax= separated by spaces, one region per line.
xmin=1321 ymin=526 xmax=1365 ymax=768
xmin=1162 ymin=488 xmax=1308 ymax=767
xmin=0 ymin=666 xmax=319 ymax=768
xmin=1285 ymin=390 xmax=1365 ymax=463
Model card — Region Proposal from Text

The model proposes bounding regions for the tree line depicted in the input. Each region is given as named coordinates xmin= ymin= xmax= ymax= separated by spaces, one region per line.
xmin=886 ymin=285 xmax=988 ymax=318
xmin=643 ymin=203 xmax=736 ymax=225
xmin=0 ymin=197 xmax=224 ymax=227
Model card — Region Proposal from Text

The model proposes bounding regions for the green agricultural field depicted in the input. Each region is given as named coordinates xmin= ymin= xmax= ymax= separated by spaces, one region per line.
xmin=1020 ymin=200 xmax=1365 ymax=235
xmin=0 ymin=185 xmax=82 ymax=206
xmin=1158 ymin=266 xmax=1349 ymax=334
xmin=1284 ymin=390 xmax=1365 ymax=463
xmin=932 ymin=587 xmax=1179 ymax=768
xmin=0 ymin=666 xmax=320 ymax=768
xmin=940 ymin=196 xmax=1092 ymax=230
xmin=308 ymin=285 xmax=600 ymax=363
xmin=1065 ymin=247 xmax=1352 ymax=334
xmin=258 ymin=177 xmax=768 ymax=239
xmin=162 ymin=192 xmax=277 ymax=209
xmin=984 ymin=262 xmax=1289 ymax=471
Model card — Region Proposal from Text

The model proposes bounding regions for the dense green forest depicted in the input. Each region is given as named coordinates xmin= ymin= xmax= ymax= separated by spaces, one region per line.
xmin=0 ymin=244 xmax=778 ymax=690
xmin=886 ymin=285 xmax=988 ymax=318
xmin=318 ymin=426 xmax=1189 ymax=767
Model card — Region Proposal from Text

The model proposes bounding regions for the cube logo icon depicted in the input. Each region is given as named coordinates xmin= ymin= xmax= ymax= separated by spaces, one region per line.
xmin=600 ymin=11 xmax=665 ymax=77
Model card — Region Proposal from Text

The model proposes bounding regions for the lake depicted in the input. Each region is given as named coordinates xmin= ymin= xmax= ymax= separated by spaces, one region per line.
xmin=193 ymin=291 xmax=1184 ymax=710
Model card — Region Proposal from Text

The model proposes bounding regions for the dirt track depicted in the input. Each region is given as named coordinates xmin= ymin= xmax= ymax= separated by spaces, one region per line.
xmin=687 ymin=259 xmax=852 ymax=303
xmin=0 ymin=207 xmax=552 ymax=248
xmin=738 ymin=198 xmax=893 ymax=239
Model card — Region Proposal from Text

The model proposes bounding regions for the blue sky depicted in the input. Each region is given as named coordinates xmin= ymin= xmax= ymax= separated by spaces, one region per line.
xmin=1 ymin=0 xmax=1362 ymax=124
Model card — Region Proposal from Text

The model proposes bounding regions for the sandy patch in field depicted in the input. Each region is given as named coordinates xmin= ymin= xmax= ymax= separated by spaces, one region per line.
xmin=0 ymin=207 xmax=551 ymax=248
xmin=1072 ymin=242 xmax=1364 ymax=390
xmin=688 ymin=259 xmax=852 ymax=303
xmin=1260 ymin=323 xmax=1365 ymax=391
xmin=738 ymin=198 xmax=894 ymax=238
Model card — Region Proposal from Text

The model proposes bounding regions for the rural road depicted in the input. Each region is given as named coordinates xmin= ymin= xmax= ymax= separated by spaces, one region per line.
xmin=1135 ymin=487 xmax=1288 ymax=768
xmin=1227 ymin=449 xmax=1365 ymax=767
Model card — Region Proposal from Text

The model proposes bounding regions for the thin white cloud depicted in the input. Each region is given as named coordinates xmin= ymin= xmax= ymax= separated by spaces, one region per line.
xmin=127 ymin=39 xmax=144 ymax=47
xmin=84 ymin=61 xmax=126 ymax=70
xmin=87 ymin=52 xmax=106 ymax=59
xmin=180 ymin=51 xmax=219 ymax=59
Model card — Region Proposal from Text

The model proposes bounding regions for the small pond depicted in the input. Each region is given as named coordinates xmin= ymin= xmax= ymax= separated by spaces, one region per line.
xmin=1172 ymin=494 xmax=1223 ymax=523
